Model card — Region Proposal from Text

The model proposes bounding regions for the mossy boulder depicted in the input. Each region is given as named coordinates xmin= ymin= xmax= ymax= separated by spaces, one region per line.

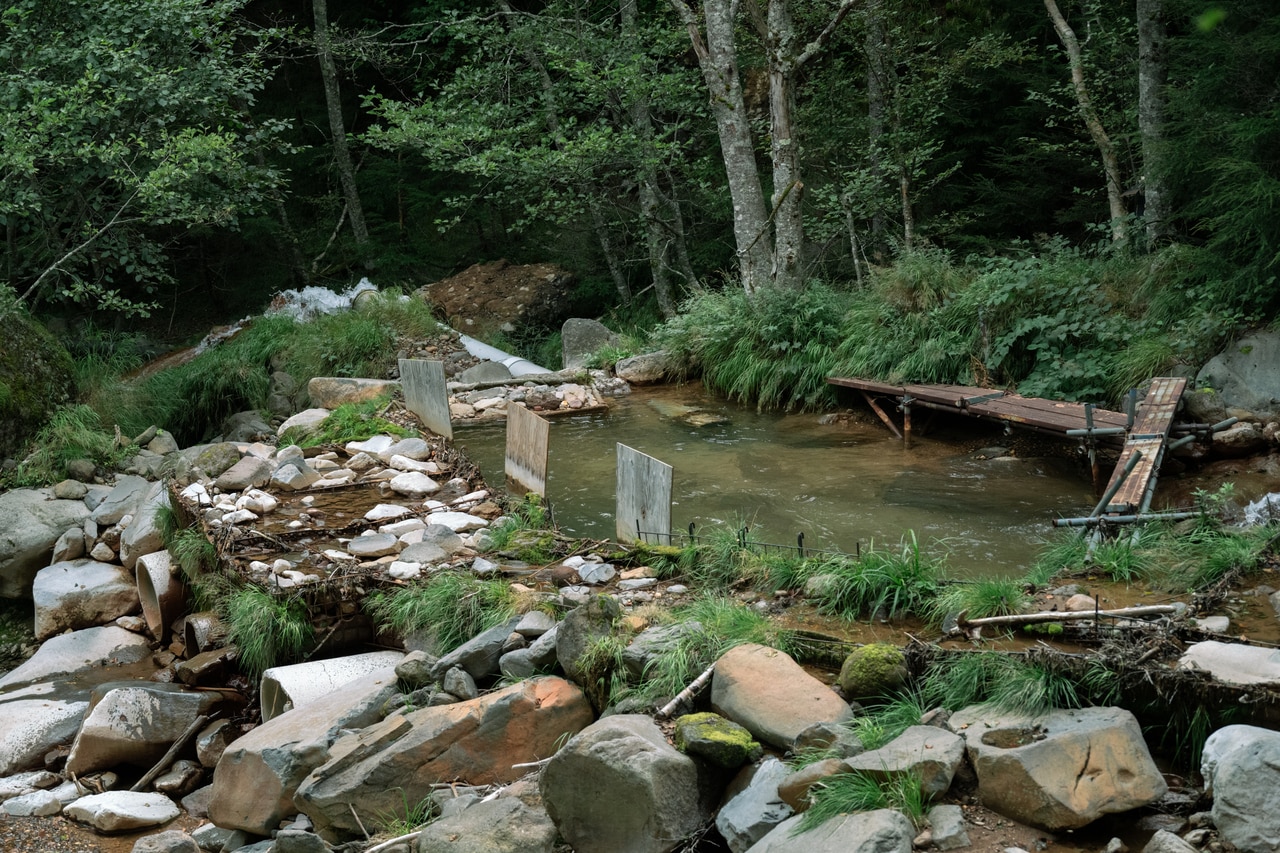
xmin=836 ymin=643 xmax=908 ymax=700
xmin=0 ymin=311 xmax=75 ymax=458
xmin=673 ymin=712 xmax=762 ymax=769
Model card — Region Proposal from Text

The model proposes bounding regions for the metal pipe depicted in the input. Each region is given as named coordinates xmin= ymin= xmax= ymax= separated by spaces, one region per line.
xmin=1210 ymin=417 xmax=1239 ymax=432
xmin=1065 ymin=427 xmax=1128 ymax=437
xmin=1167 ymin=434 xmax=1197 ymax=451
xmin=1054 ymin=510 xmax=1199 ymax=528
xmin=1089 ymin=450 xmax=1143 ymax=518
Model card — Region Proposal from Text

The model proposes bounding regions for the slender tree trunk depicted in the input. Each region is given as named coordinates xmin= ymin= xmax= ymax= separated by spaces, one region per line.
xmin=313 ymin=0 xmax=370 ymax=250
xmin=1137 ymin=0 xmax=1170 ymax=246
xmin=622 ymin=0 xmax=676 ymax=317
xmin=670 ymin=0 xmax=772 ymax=296
xmin=865 ymin=0 xmax=889 ymax=249
xmin=1044 ymin=0 xmax=1129 ymax=247
xmin=899 ymin=169 xmax=915 ymax=251
xmin=765 ymin=1 xmax=805 ymax=289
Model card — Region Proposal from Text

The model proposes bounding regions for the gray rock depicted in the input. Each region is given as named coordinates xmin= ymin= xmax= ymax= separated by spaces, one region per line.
xmin=514 ymin=611 xmax=557 ymax=638
xmin=277 ymin=408 xmax=331 ymax=438
xmin=950 ymin=705 xmax=1167 ymax=831
xmin=622 ymin=621 xmax=702 ymax=680
xmin=222 ymin=411 xmax=275 ymax=443
xmin=1213 ymin=422 xmax=1268 ymax=457
xmin=432 ymin=617 xmax=522 ymax=681
xmin=711 ymin=643 xmax=853 ymax=750
xmin=744 ymin=808 xmax=913 ymax=853
xmin=216 ymin=456 xmax=274 ymax=492
xmin=927 ymin=804 xmax=970 ymax=851
xmin=441 ymin=667 xmax=478 ymax=701
xmin=306 ymin=377 xmax=399 ymax=409
xmin=792 ymin=721 xmax=865 ymax=759
xmin=0 ymin=625 xmax=152 ymax=688
xmin=130 ymin=829 xmax=201 ymax=853
xmin=347 ymin=534 xmax=400 ymax=559
xmin=615 ymin=351 xmax=675 ymax=385
xmin=67 ymin=683 xmax=220 ymax=776
xmin=207 ymin=668 xmax=400 ymax=835
xmin=843 ymin=725 xmax=965 ymax=797
xmin=1202 ymin=724 xmax=1280 ymax=852
xmin=1191 ymin=331 xmax=1280 ymax=421
xmin=51 ymin=525 xmax=87 ymax=563
xmin=191 ymin=823 xmax=241 ymax=851
xmin=3 ymin=787 xmax=66 ymax=816
xmin=196 ymin=719 xmax=235 ymax=769
xmin=541 ymin=714 xmax=707 ymax=853
xmin=1178 ymin=640 xmax=1280 ymax=687
xmin=0 ymin=691 xmax=90 ymax=776
xmin=295 ymin=678 xmax=592 ymax=837
xmin=0 ymin=487 xmax=92 ymax=598
xmin=274 ymin=828 xmax=331 ymax=853
xmin=33 ymin=558 xmax=139 ymax=640
xmin=154 ymin=759 xmax=204 ymax=797
xmin=556 ymin=597 xmax=622 ymax=685
xmin=416 ymin=796 xmax=557 ymax=853
xmin=90 ymin=475 xmax=151 ymax=526
xmin=146 ymin=431 xmax=180 ymax=455
xmin=455 ymin=361 xmax=514 ymax=385
xmin=180 ymin=784 xmax=213 ymax=819
xmin=272 ymin=461 xmax=322 ymax=491
xmin=716 ymin=758 xmax=795 ymax=853
xmin=378 ymin=437 xmax=431 ymax=463
xmin=561 ymin=319 xmax=620 ymax=370
xmin=499 ymin=625 xmax=559 ymax=680
xmin=179 ymin=443 xmax=243 ymax=479
xmin=63 ymin=791 xmax=181 ymax=832
xmin=1141 ymin=830 xmax=1198 ymax=853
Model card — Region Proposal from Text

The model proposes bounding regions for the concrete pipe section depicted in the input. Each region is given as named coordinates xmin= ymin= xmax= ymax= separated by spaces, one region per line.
xmin=135 ymin=551 xmax=187 ymax=642
xmin=260 ymin=650 xmax=406 ymax=722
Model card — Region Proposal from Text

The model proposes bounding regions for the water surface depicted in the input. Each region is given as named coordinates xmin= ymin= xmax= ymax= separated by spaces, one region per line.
xmin=455 ymin=385 xmax=1096 ymax=576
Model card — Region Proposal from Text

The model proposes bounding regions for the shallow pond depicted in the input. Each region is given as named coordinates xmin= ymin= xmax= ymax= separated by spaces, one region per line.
xmin=455 ymin=384 xmax=1099 ymax=577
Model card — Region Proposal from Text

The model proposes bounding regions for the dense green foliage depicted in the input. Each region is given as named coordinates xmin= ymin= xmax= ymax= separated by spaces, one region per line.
xmin=365 ymin=571 xmax=517 ymax=653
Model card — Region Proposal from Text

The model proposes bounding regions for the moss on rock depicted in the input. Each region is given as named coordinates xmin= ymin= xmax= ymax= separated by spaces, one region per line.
xmin=0 ymin=311 xmax=74 ymax=458
xmin=673 ymin=712 xmax=762 ymax=768
xmin=837 ymin=643 xmax=908 ymax=700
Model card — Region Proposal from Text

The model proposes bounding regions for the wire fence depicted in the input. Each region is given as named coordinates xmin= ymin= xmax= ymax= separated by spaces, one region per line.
xmin=634 ymin=521 xmax=861 ymax=562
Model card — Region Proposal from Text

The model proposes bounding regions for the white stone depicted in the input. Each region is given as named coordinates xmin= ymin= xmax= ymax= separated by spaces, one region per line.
xmin=1179 ymin=641 xmax=1280 ymax=687
xmin=379 ymin=519 xmax=426 ymax=537
xmin=249 ymin=561 xmax=271 ymax=573
xmin=425 ymin=511 xmax=489 ymax=533
xmin=89 ymin=542 xmax=115 ymax=561
xmin=474 ymin=397 xmax=506 ymax=410
xmin=245 ymin=442 xmax=276 ymax=460
xmin=63 ymin=791 xmax=181 ymax=832
xmin=578 ymin=563 xmax=617 ymax=585
xmin=562 ymin=556 xmax=586 ymax=570
xmin=452 ymin=490 xmax=489 ymax=505
xmin=398 ymin=529 xmax=425 ymax=546
xmin=424 ymin=500 xmax=447 ymax=511
xmin=277 ymin=408 xmax=330 ymax=438
xmin=387 ymin=562 xmax=422 ymax=580
xmin=311 ymin=459 xmax=339 ymax=472
xmin=323 ymin=550 xmax=355 ymax=563
xmin=389 ymin=472 xmax=441 ymax=498
xmin=365 ymin=504 xmax=412 ymax=522
xmin=346 ymin=435 xmax=395 ymax=456
xmin=388 ymin=455 xmax=440 ymax=474
xmin=321 ymin=470 xmax=355 ymax=485
xmin=222 ymin=509 xmax=259 ymax=525
xmin=180 ymin=483 xmax=212 ymax=506
xmin=346 ymin=452 xmax=378 ymax=471
xmin=376 ymin=437 xmax=430 ymax=462
xmin=3 ymin=788 xmax=63 ymax=816
xmin=272 ymin=560 xmax=293 ymax=575
xmin=236 ymin=489 xmax=278 ymax=514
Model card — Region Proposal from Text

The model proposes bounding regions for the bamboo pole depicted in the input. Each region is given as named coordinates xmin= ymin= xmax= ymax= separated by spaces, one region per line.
xmin=949 ymin=604 xmax=1179 ymax=634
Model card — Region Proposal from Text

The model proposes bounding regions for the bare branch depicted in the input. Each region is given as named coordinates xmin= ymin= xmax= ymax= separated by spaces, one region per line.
xmin=795 ymin=0 xmax=858 ymax=69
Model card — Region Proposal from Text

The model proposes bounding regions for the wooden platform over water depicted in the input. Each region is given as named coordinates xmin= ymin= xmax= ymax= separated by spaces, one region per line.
xmin=1101 ymin=377 xmax=1187 ymax=514
xmin=826 ymin=377 xmax=1129 ymax=438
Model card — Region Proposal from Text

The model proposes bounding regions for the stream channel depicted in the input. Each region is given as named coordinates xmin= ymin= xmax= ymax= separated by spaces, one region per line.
xmin=455 ymin=383 xmax=1095 ymax=578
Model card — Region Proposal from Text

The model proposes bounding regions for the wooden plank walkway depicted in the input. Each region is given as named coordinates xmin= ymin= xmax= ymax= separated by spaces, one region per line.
xmin=827 ymin=377 xmax=1129 ymax=437
xmin=1100 ymin=377 xmax=1187 ymax=515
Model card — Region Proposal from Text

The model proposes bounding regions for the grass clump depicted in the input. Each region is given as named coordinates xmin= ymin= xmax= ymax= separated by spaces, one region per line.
xmin=222 ymin=586 xmax=314 ymax=679
xmin=849 ymin=692 xmax=928 ymax=751
xmin=169 ymin=528 xmax=217 ymax=583
xmin=7 ymin=404 xmax=132 ymax=486
xmin=799 ymin=771 xmax=929 ymax=831
xmin=927 ymin=577 xmax=1031 ymax=625
xmin=280 ymin=398 xmax=412 ymax=448
xmin=919 ymin=652 xmax=1081 ymax=716
xmin=807 ymin=533 xmax=942 ymax=621
xmin=366 ymin=571 xmax=517 ymax=653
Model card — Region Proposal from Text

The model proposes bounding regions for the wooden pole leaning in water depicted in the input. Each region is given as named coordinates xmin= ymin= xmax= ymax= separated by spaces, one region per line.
xmin=901 ymin=395 xmax=914 ymax=449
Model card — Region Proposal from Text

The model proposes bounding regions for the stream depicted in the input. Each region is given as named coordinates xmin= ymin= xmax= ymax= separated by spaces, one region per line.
xmin=455 ymin=384 xmax=1097 ymax=578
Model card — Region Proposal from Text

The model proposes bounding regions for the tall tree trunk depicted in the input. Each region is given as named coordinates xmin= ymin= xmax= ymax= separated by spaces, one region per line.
xmin=899 ymin=170 xmax=915 ymax=251
xmin=622 ymin=0 xmax=676 ymax=317
xmin=313 ymin=0 xmax=370 ymax=251
xmin=1044 ymin=0 xmax=1129 ymax=247
xmin=1137 ymin=0 xmax=1170 ymax=246
xmin=669 ymin=0 xmax=772 ymax=296
xmin=865 ymin=0 xmax=889 ymax=250
xmin=765 ymin=1 xmax=805 ymax=288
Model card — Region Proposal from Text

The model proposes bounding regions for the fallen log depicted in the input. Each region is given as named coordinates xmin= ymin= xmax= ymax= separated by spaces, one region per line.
xmin=949 ymin=604 xmax=1181 ymax=635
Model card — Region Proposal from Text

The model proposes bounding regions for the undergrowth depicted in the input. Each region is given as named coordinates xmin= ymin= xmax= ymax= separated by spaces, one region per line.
xmin=221 ymin=586 xmax=314 ymax=679
xmin=280 ymin=397 xmax=412 ymax=447
xmin=6 ymin=404 xmax=134 ymax=486
xmin=365 ymin=571 xmax=517 ymax=653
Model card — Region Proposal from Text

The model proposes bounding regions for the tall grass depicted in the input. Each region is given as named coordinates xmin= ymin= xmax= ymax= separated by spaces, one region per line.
xmin=8 ymin=404 xmax=131 ymax=485
xmin=926 ymin=577 xmax=1030 ymax=625
xmin=365 ymin=571 xmax=517 ymax=652
xmin=222 ymin=586 xmax=314 ymax=679
xmin=807 ymin=533 xmax=943 ymax=621
xmin=920 ymin=652 xmax=1081 ymax=715
xmin=799 ymin=771 xmax=929 ymax=831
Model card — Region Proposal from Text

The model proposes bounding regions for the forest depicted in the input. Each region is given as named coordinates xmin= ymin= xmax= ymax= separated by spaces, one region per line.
xmin=1 ymin=0 xmax=1278 ymax=426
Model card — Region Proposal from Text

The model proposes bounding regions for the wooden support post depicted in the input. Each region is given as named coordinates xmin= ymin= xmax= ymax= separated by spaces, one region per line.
xmin=860 ymin=391 xmax=903 ymax=439
xmin=1085 ymin=404 xmax=1101 ymax=495
xmin=902 ymin=396 xmax=913 ymax=449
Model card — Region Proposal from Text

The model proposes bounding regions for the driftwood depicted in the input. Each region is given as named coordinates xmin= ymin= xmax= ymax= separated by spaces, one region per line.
xmin=130 ymin=714 xmax=210 ymax=792
xmin=656 ymin=662 xmax=716 ymax=719
xmin=948 ymin=604 xmax=1181 ymax=635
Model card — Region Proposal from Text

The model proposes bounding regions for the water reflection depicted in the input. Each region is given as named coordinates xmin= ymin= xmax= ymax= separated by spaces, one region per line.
xmin=455 ymin=385 xmax=1095 ymax=576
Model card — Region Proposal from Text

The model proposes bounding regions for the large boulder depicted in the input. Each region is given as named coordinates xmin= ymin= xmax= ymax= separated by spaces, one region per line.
xmin=716 ymin=758 xmax=796 ymax=853
xmin=615 ymin=351 xmax=676 ymax=385
xmin=1190 ymin=330 xmax=1280 ymax=421
xmin=306 ymin=377 xmax=400 ymax=409
xmin=431 ymin=616 xmax=522 ymax=681
xmin=561 ymin=319 xmax=620 ymax=370
xmin=0 ymin=625 xmax=152 ymax=689
xmin=32 ymin=558 xmax=139 ymax=640
xmin=207 ymin=667 xmax=400 ymax=835
xmin=1201 ymin=724 xmax=1280 ymax=853
xmin=843 ymin=725 xmax=965 ymax=797
xmin=0 ymin=686 xmax=90 ymax=775
xmin=66 ymin=683 xmax=222 ymax=776
xmin=415 ymin=796 xmax=558 ymax=853
xmin=63 ymin=791 xmax=180 ymax=832
xmin=118 ymin=483 xmax=171 ymax=569
xmin=1178 ymin=641 xmax=1280 ymax=688
xmin=743 ymin=808 xmax=914 ymax=853
xmin=950 ymin=705 xmax=1166 ymax=831
xmin=0 ymin=310 xmax=75 ymax=459
xmin=294 ymin=676 xmax=593 ymax=837
xmin=423 ymin=260 xmax=576 ymax=341
xmin=0 ymin=488 xmax=91 ymax=598
xmin=710 ymin=644 xmax=853 ymax=750
xmin=89 ymin=475 xmax=151 ymax=526
xmin=556 ymin=596 xmax=623 ymax=685
xmin=541 ymin=714 xmax=709 ymax=853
